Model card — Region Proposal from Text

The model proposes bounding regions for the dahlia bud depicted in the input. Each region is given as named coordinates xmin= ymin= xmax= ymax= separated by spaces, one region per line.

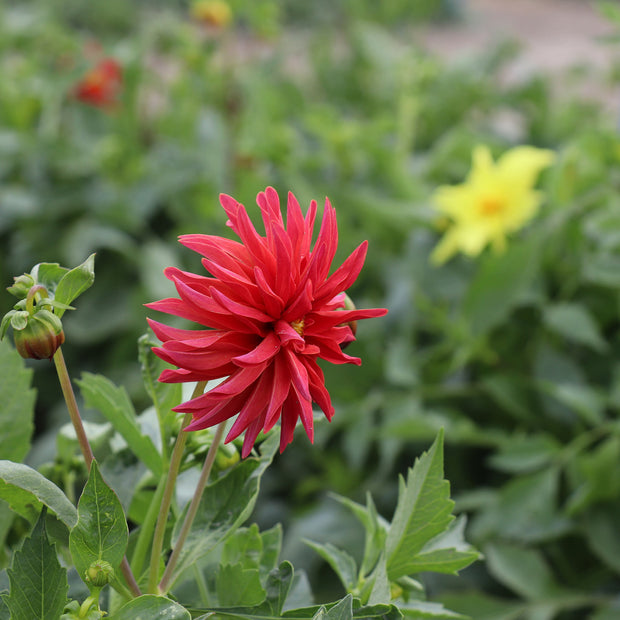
xmin=12 ymin=309 xmax=65 ymax=360
xmin=215 ymin=442 xmax=240 ymax=470
xmin=85 ymin=560 xmax=115 ymax=588
xmin=342 ymin=293 xmax=358 ymax=338
xmin=7 ymin=274 xmax=35 ymax=299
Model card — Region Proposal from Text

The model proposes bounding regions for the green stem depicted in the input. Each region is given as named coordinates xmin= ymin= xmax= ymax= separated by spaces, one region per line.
xmin=53 ymin=347 xmax=94 ymax=467
xmin=159 ymin=420 xmax=226 ymax=594
xmin=53 ymin=347 xmax=142 ymax=598
xmin=147 ymin=381 xmax=207 ymax=594
xmin=131 ymin=476 xmax=166 ymax=578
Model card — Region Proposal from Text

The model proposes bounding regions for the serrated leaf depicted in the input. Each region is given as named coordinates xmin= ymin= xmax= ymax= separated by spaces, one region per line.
xmin=168 ymin=433 xmax=278 ymax=588
xmin=5 ymin=510 xmax=68 ymax=620
xmin=404 ymin=517 xmax=479 ymax=575
xmin=385 ymin=430 xmax=454 ymax=581
xmin=0 ymin=461 xmax=77 ymax=528
xmin=69 ymin=461 xmax=128 ymax=585
xmin=110 ymin=594 xmax=191 ymax=619
xmin=53 ymin=254 xmax=95 ymax=317
xmin=304 ymin=540 xmax=357 ymax=592
xmin=216 ymin=564 xmax=266 ymax=607
xmin=77 ymin=372 xmax=162 ymax=476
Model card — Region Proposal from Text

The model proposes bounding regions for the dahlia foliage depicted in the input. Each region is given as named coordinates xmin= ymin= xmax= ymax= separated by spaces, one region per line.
xmin=148 ymin=188 xmax=387 ymax=457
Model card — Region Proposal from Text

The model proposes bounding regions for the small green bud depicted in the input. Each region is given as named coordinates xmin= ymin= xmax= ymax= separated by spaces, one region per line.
xmin=7 ymin=273 xmax=35 ymax=299
xmin=215 ymin=442 xmax=240 ymax=470
xmin=13 ymin=309 xmax=65 ymax=360
xmin=85 ymin=560 xmax=115 ymax=587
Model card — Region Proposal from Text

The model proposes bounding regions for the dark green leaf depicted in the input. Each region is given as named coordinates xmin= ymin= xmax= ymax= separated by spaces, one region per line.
xmin=583 ymin=507 xmax=620 ymax=575
xmin=543 ymin=302 xmax=607 ymax=352
xmin=216 ymin=564 xmax=266 ymax=607
xmin=385 ymin=430 xmax=454 ymax=581
xmin=323 ymin=594 xmax=353 ymax=620
xmin=5 ymin=510 xmax=68 ymax=620
xmin=0 ymin=461 xmax=77 ymax=529
xmin=69 ymin=461 xmax=128 ymax=585
xmin=110 ymin=594 xmax=191 ymax=619
xmin=53 ymin=254 xmax=95 ymax=317
xmin=77 ymin=372 xmax=162 ymax=476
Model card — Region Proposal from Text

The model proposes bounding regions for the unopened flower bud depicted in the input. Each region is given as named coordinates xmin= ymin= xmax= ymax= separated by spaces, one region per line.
xmin=85 ymin=560 xmax=114 ymax=588
xmin=13 ymin=309 xmax=65 ymax=360
xmin=215 ymin=442 xmax=240 ymax=469
xmin=7 ymin=274 xmax=35 ymax=299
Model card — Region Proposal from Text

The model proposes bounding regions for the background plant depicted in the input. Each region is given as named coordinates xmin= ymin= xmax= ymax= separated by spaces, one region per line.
xmin=2 ymin=1 xmax=620 ymax=618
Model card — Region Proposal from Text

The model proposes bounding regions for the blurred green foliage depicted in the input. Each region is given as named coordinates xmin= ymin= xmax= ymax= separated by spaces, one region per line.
xmin=2 ymin=0 xmax=620 ymax=617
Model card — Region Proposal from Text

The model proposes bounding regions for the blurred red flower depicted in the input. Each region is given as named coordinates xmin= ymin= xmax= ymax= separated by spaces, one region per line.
xmin=73 ymin=58 xmax=122 ymax=109
xmin=147 ymin=188 xmax=387 ymax=457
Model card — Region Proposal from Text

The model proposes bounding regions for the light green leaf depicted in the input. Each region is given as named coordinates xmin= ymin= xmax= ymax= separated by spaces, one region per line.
xmin=543 ymin=302 xmax=607 ymax=352
xmin=488 ymin=434 xmax=561 ymax=474
xmin=0 ymin=339 xmax=35 ymax=463
xmin=110 ymin=594 xmax=191 ymax=620
xmin=5 ymin=510 xmax=68 ymax=620
xmin=403 ymin=517 xmax=480 ymax=575
xmin=366 ymin=554 xmax=390 ymax=607
xmin=264 ymin=561 xmax=294 ymax=616
xmin=69 ymin=461 xmax=128 ymax=586
xmin=216 ymin=564 xmax=266 ymax=607
xmin=168 ymin=433 xmax=278 ymax=588
xmin=30 ymin=262 xmax=69 ymax=299
xmin=385 ymin=430 xmax=454 ymax=581
xmin=324 ymin=594 xmax=353 ymax=620
xmin=304 ymin=540 xmax=357 ymax=592
xmin=53 ymin=254 xmax=95 ymax=317
xmin=0 ymin=461 xmax=77 ymax=529
xmin=399 ymin=600 xmax=468 ymax=619
xmin=77 ymin=372 xmax=162 ymax=476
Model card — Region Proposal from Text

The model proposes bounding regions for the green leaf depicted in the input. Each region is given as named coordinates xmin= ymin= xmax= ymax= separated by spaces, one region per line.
xmin=69 ymin=461 xmax=128 ymax=585
xmin=216 ymin=564 xmax=266 ymax=607
xmin=583 ymin=506 xmax=620 ymax=576
xmin=401 ymin=517 xmax=480 ymax=575
xmin=332 ymin=492 xmax=388 ymax=578
xmin=488 ymin=433 xmax=561 ymax=474
xmin=399 ymin=600 xmax=467 ymax=619
xmin=77 ymin=372 xmax=162 ymax=476
xmin=0 ymin=461 xmax=77 ymax=529
xmin=5 ymin=510 xmax=68 ymax=620
xmin=31 ymin=262 xmax=69 ymax=299
xmin=462 ymin=234 xmax=542 ymax=335
xmin=366 ymin=554 xmax=390 ymax=607
xmin=264 ymin=561 xmax=294 ymax=615
xmin=0 ymin=339 xmax=35 ymax=463
xmin=110 ymin=595 xmax=191 ymax=619
xmin=385 ymin=430 xmax=454 ymax=581
xmin=304 ymin=540 xmax=357 ymax=591
xmin=220 ymin=523 xmax=282 ymax=579
xmin=322 ymin=595 xmax=353 ymax=620
xmin=53 ymin=254 xmax=96 ymax=317
xmin=138 ymin=331 xmax=182 ymax=442
xmin=485 ymin=543 xmax=558 ymax=600
xmin=168 ymin=433 xmax=278 ymax=588
xmin=543 ymin=302 xmax=607 ymax=352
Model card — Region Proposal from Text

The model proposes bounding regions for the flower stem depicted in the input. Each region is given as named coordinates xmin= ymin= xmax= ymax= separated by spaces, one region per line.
xmin=52 ymin=347 xmax=142 ymax=598
xmin=147 ymin=381 xmax=206 ymax=594
xmin=53 ymin=347 xmax=94 ymax=467
xmin=159 ymin=420 xmax=226 ymax=594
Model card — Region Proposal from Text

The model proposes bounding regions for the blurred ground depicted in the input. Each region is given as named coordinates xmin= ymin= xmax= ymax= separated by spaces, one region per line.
xmin=419 ymin=0 xmax=618 ymax=107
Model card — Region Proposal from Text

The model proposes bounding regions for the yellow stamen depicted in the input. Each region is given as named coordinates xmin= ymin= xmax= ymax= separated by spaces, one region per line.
xmin=479 ymin=196 xmax=504 ymax=216
xmin=291 ymin=318 xmax=305 ymax=336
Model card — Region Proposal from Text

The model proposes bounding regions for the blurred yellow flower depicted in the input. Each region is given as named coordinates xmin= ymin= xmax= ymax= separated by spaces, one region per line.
xmin=190 ymin=0 xmax=233 ymax=28
xmin=431 ymin=145 xmax=555 ymax=265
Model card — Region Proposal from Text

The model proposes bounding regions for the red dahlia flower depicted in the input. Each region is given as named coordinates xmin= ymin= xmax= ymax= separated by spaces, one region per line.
xmin=147 ymin=188 xmax=387 ymax=457
xmin=73 ymin=58 xmax=122 ymax=109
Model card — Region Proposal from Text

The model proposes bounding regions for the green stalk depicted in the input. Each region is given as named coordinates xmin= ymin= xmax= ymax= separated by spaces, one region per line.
xmin=147 ymin=381 xmax=207 ymax=594
xmin=158 ymin=420 xmax=226 ymax=594
xmin=53 ymin=347 xmax=142 ymax=598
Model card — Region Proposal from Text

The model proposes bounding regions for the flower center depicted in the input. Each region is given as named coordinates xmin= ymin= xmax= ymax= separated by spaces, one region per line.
xmin=291 ymin=318 xmax=305 ymax=336
xmin=479 ymin=196 xmax=504 ymax=216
